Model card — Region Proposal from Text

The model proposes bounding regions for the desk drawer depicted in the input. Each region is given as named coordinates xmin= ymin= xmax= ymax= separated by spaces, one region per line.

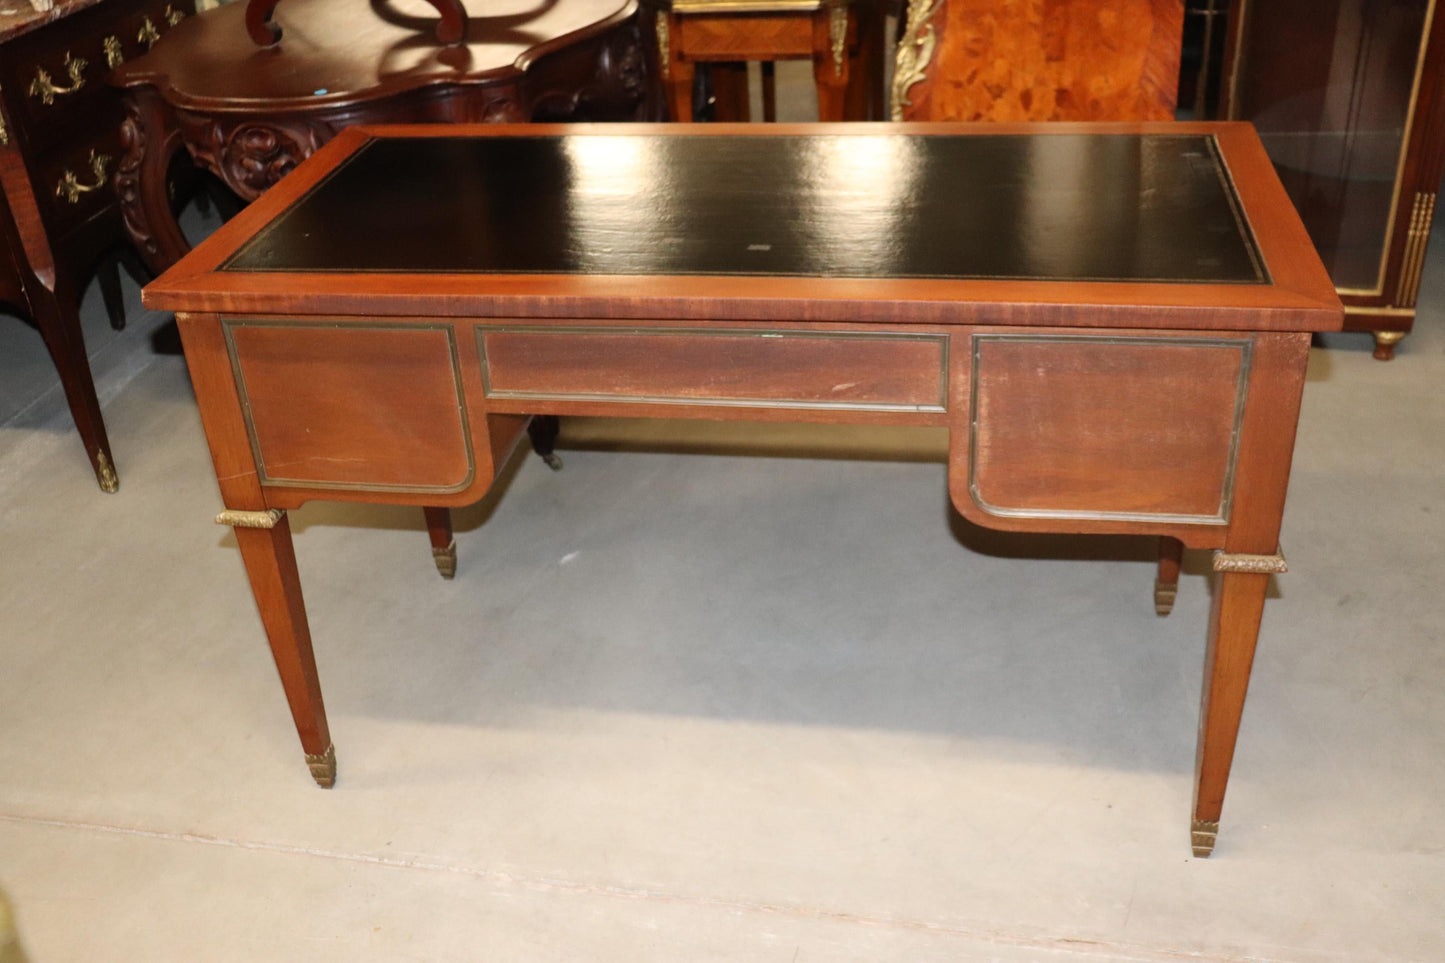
xmin=478 ymin=325 xmax=948 ymax=412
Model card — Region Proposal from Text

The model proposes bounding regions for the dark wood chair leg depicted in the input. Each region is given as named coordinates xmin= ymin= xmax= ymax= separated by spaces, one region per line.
xmin=844 ymin=0 xmax=887 ymax=120
xmin=422 ymin=506 xmax=456 ymax=579
xmin=97 ymin=253 xmax=127 ymax=331
xmin=710 ymin=62 xmax=751 ymax=121
xmin=761 ymin=61 xmax=777 ymax=121
xmin=1155 ymin=535 xmax=1184 ymax=616
xmin=32 ymin=282 xmax=118 ymax=492
xmin=232 ymin=512 xmax=335 ymax=787
xmin=527 ymin=414 xmax=563 ymax=470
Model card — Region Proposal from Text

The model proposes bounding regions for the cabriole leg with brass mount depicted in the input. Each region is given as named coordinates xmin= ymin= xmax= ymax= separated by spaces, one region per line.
xmin=29 ymin=277 xmax=119 ymax=492
xmin=218 ymin=507 xmax=335 ymax=788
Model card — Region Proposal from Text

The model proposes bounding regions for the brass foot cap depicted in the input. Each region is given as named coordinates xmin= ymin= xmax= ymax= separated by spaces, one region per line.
xmin=541 ymin=452 xmax=564 ymax=471
xmin=1191 ymin=819 xmax=1218 ymax=858
xmin=1154 ymin=579 xmax=1177 ymax=617
xmin=97 ymin=452 xmax=119 ymax=493
xmin=432 ymin=541 xmax=457 ymax=580
xmin=306 ymin=744 xmax=337 ymax=788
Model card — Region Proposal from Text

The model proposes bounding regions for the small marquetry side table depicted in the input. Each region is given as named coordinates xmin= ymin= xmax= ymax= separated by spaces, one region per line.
xmin=649 ymin=0 xmax=883 ymax=121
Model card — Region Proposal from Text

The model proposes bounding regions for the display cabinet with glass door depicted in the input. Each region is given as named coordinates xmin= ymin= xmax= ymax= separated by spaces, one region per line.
xmin=1221 ymin=0 xmax=1445 ymax=358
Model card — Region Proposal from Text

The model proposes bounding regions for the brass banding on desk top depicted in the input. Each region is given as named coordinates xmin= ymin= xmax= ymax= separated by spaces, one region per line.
xmin=477 ymin=325 xmax=950 ymax=413
xmin=222 ymin=318 xmax=476 ymax=495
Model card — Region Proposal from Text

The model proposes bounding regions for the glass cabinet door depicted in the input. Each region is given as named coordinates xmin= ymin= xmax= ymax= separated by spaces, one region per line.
xmin=1226 ymin=0 xmax=1432 ymax=294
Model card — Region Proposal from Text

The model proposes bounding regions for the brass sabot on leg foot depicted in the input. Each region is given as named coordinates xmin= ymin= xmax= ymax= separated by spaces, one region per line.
xmin=432 ymin=540 xmax=457 ymax=579
xmin=1154 ymin=578 xmax=1177 ymax=617
xmin=1191 ymin=819 xmax=1218 ymax=858
xmin=541 ymin=452 xmax=564 ymax=471
xmin=96 ymin=451 xmax=119 ymax=493
xmin=306 ymin=744 xmax=336 ymax=788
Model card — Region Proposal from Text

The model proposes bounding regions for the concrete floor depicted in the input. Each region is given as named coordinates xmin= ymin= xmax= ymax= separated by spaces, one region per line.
xmin=3 ymin=128 xmax=1445 ymax=960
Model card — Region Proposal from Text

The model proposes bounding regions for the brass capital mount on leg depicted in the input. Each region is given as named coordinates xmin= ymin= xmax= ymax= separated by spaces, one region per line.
xmin=215 ymin=508 xmax=286 ymax=529
xmin=306 ymin=743 xmax=336 ymax=788
xmin=1212 ymin=547 xmax=1287 ymax=574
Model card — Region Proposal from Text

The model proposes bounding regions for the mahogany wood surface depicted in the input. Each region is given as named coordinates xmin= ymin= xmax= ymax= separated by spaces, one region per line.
xmin=148 ymin=122 xmax=1339 ymax=855
xmin=968 ymin=334 xmax=1245 ymax=519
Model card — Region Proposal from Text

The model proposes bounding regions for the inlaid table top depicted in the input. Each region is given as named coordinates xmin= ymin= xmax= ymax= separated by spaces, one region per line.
xmin=144 ymin=123 xmax=1342 ymax=858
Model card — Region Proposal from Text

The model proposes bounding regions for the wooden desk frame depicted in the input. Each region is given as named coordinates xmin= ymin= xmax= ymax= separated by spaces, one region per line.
xmin=144 ymin=122 xmax=1342 ymax=857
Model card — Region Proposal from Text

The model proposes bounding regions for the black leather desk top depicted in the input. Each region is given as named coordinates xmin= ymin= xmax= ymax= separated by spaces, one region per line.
xmin=223 ymin=132 xmax=1267 ymax=284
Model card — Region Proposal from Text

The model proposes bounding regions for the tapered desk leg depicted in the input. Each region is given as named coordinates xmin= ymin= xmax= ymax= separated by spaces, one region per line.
xmin=1192 ymin=566 xmax=1270 ymax=857
xmin=1155 ymin=536 xmax=1183 ymax=616
xmin=422 ymin=506 xmax=456 ymax=579
xmin=229 ymin=511 xmax=335 ymax=788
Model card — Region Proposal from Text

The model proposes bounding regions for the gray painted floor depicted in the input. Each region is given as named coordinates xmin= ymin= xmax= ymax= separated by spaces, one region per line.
xmin=3 ymin=133 xmax=1444 ymax=959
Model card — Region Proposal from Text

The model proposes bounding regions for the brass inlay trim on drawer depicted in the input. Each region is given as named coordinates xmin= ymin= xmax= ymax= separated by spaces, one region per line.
xmin=967 ymin=333 xmax=1253 ymax=526
xmin=222 ymin=318 xmax=477 ymax=494
xmin=477 ymin=325 xmax=950 ymax=413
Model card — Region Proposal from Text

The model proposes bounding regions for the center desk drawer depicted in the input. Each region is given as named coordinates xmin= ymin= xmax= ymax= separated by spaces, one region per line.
xmin=477 ymin=326 xmax=949 ymax=412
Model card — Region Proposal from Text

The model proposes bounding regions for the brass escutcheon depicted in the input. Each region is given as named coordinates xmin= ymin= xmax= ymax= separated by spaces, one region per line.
xmin=165 ymin=5 xmax=186 ymax=25
xmin=138 ymin=17 xmax=161 ymax=46
xmin=104 ymin=35 xmax=125 ymax=68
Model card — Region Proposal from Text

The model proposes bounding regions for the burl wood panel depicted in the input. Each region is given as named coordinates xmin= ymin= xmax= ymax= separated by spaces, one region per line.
xmin=225 ymin=321 xmax=473 ymax=491
xmin=479 ymin=326 xmax=948 ymax=411
xmin=968 ymin=334 xmax=1248 ymax=520
xmin=907 ymin=0 xmax=1183 ymax=122
xmin=675 ymin=14 xmax=816 ymax=60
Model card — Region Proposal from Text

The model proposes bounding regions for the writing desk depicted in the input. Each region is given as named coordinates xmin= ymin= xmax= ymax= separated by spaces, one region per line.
xmin=143 ymin=122 xmax=1342 ymax=857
